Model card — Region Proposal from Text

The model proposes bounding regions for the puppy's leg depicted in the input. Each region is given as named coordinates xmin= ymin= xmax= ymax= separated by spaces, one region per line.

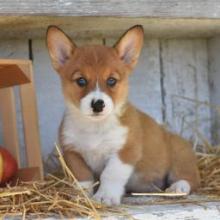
xmin=63 ymin=149 xmax=94 ymax=195
xmin=93 ymin=154 xmax=133 ymax=206
xmin=166 ymin=135 xmax=200 ymax=194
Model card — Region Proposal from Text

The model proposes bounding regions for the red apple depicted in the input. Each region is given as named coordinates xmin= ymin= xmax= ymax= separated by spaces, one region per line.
xmin=0 ymin=147 xmax=18 ymax=184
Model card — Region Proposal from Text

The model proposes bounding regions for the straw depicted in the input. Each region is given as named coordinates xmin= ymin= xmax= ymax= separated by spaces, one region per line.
xmin=0 ymin=144 xmax=126 ymax=219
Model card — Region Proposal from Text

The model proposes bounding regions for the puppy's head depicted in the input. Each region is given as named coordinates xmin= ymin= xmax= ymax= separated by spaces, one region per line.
xmin=47 ymin=25 xmax=144 ymax=120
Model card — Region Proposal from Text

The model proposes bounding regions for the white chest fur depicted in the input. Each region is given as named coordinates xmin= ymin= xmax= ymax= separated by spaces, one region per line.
xmin=61 ymin=108 xmax=128 ymax=175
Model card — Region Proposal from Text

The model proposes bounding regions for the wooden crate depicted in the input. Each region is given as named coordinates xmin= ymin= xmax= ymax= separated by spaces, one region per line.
xmin=0 ymin=59 xmax=43 ymax=180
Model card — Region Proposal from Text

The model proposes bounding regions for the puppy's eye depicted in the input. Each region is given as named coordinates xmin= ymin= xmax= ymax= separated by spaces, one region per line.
xmin=75 ymin=77 xmax=87 ymax=87
xmin=107 ymin=77 xmax=117 ymax=87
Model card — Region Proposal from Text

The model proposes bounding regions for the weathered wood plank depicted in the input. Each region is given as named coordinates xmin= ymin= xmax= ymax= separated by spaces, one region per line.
xmin=2 ymin=17 xmax=220 ymax=40
xmin=207 ymin=37 xmax=220 ymax=144
xmin=0 ymin=64 xmax=30 ymax=88
xmin=106 ymin=38 xmax=162 ymax=123
xmin=161 ymin=39 xmax=211 ymax=142
xmin=122 ymin=195 xmax=220 ymax=220
xmin=19 ymin=62 xmax=43 ymax=178
xmin=0 ymin=0 xmax=220 ymax=18
xmin=194 ymin=40 xmax=212 ymax=141
xmin=0 ymin=40 xmax=29 ymax=167
xmin=0 ymin=88 xmax=20 ymax=166
xmin=124 ymin=202 xmax=220 ymax=220
xmin=31 ymin=39 xmax=64 ymax=159
xmin=0 ymin=111 xmax=2 ymax=145
xmin=130 ymin=40 xmax=162 ymax=123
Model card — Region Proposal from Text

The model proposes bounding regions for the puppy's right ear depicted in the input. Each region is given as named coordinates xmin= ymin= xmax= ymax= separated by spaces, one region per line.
xmin=46 ymin=26 xmax=76 ymax=71
xmin=114 ymin=25 xmax=144 ymax=69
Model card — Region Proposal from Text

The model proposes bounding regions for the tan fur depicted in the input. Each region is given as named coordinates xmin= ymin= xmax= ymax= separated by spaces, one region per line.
xmin=47 ymin=25 xmax=200 ymax=197
xmin=119 ymin=104 xmax=200 ymax=192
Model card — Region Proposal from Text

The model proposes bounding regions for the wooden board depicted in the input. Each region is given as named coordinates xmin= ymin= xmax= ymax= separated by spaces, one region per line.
xmin=0 ymin=64 xmax=30 ymax=88
xmin=131 ymin=40 xmax=162 ymax=123
xmin=207 ymin=37 xmax=220 ymax=144
xmin=0 ymin=87 xmax=20 ymax=166
xmin=0 ymin=59 xmax=43 ymax=176
xmin=161 ymin=39 xmax=211 ymax=142
xmin=106 ymin=38 xmax=162 ymax=123
xmin=11 ymin=167 xmax=41 ymax=184
xmin=0 ymin=1 xmax=220 ymax=18
xmin=31 ymin=39 xmax=64 ymax=158
xmin=0 ymin=41 xmax=29 ymax=167
xmin=2 ymin=17 xmax=220 ymax=40
xmin=19 ymin=62 xmax=43 ymax=178
xmin=122 ymin=199 xmax=220 ymax=220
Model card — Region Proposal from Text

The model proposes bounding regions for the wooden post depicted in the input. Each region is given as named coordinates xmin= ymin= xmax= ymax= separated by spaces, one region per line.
xmin=18 ymin=61 xmax=43 ymax=179
xmin=0 ymin=87 xmax=21 ymax=166
xmin=0 ymin=59 xmax=43 ymax=179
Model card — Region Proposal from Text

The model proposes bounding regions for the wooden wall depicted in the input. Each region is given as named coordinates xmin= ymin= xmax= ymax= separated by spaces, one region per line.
xmin=1 ymin=1 xmax=220 ymax=18
xmin=208 ymin=38 xmax=220 ymax=144
xmin=0 ymin=35 xmax=217 ymax=166
xmin=161 ymin=39 xmax=211 ymax=141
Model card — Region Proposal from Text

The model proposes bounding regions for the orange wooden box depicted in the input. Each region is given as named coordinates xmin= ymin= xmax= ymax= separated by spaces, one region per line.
xmin=0 ymin=59 xmax=43 ymax=181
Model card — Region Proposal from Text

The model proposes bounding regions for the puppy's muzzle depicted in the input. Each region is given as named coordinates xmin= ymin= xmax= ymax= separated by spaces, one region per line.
xmin=91 ymin=99 xmax=105 ymax=113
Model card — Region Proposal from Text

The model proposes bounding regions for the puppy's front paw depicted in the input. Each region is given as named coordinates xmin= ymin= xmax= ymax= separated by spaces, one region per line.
xmin=93 ymin=187 xmax=122 ymax=206
xmin=166 ymin=180 xmax=191 ymax=194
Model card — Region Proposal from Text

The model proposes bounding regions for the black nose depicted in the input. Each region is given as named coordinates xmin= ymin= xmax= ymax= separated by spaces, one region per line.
xmin=91 ymin=99 xmax=105 ymax=113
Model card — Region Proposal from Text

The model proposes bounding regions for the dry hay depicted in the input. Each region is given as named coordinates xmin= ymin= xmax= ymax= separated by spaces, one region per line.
xmin=0 ymin=145 xmax=129 ymax=219
xmin=197 ymin=145 xmax=220 ymax=196
xmin=0 ymin=176 xmax=127 ymax=219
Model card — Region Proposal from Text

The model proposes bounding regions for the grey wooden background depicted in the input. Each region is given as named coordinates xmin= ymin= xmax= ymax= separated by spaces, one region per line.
xmin=1 ymin=0 xmax=220 ymax=18
xmin=0 ymin=34 xmax=219 ymax=167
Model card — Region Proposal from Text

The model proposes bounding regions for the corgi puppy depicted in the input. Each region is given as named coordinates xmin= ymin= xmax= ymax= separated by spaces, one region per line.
xmin=46 ymin=25 xmax=200 ymax=205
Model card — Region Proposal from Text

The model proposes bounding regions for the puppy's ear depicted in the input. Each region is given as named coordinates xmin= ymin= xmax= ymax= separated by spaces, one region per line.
xmin=46 ymin=26 xmax=76 ymax=71
xmin=114 ymin=25 xmax=144 ymax=69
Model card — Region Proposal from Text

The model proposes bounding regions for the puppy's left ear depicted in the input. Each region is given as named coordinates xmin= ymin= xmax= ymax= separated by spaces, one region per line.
xmin=46 ymin=26 xmax=76 ymax=71
xmin=114 ymin=25 xmax=144 ymax=69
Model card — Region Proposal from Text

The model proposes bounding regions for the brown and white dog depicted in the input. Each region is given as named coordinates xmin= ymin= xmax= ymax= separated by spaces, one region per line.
xmin=46 ymin=25 xmax=200 ymax=205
